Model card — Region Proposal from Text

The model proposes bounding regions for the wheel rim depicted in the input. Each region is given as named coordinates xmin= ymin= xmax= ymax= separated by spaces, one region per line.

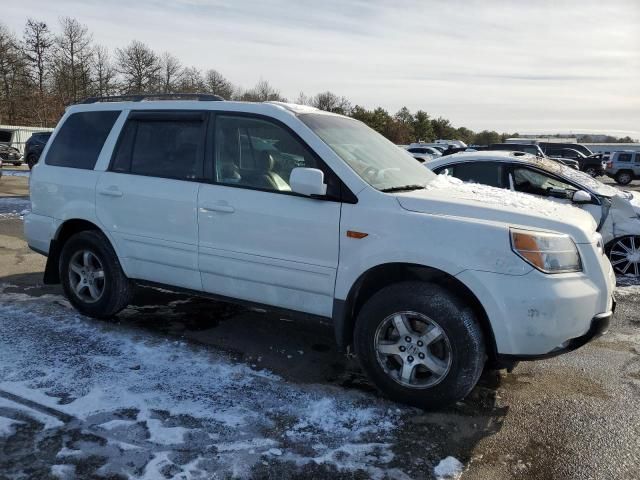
xmin=586 ymin=168 xmax=597 ymax=177
xmin=68 ymin=250 xmax=106 ymax=303
xmin=609 ymin=236 xmax=640 ymax=276
xmin=618 ymin=173 xmax=632 ymax=184
xmin=374 ymin=311 xmax=452 ymax=389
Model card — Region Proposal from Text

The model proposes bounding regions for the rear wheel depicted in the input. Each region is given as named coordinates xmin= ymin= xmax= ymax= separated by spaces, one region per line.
xmin=60 ymin=230 xmax=134 ymax=318
xmin=608 ymin=236 xmax=640 ymax=277
xmin=615 ymin=171 xmax=633 ymax=185
xmin=27 ymin=154 xmax=37 ymax=169
xmin=354 ymin=281 xmax=486 ymax=409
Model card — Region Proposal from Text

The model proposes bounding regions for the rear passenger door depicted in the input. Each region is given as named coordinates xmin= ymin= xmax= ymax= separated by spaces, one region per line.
xmin=197 ymin=113 xmax=341 ymax=317
xmin=96 ymin=111 xmax=206 ymax=291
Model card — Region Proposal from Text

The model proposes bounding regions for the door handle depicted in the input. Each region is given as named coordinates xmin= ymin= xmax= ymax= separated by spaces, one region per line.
xmin=200 ymin=203 xmax=235 ymax=213
xmin=98 ymin=186 xmax=123 ymax=198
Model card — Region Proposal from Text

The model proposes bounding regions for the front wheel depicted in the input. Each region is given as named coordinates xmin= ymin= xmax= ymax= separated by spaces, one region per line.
xmin=584 ymin=166 xmax=598 ymax=177
xmin=354 ymin=282 xmax=486 ymax=409
xmin=60 ymin=230 xmax=134 ymax=318
xmin=608 ymin=236 xmax=640 ymax=277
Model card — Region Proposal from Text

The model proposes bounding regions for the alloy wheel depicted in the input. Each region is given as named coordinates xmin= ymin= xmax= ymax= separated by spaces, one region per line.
xmin=68 ymin=250 xmax=106 ymax=303
xmin=609 ymin=236 xmax=640 ymax=277
xmin=374 ymin=311 xmax=452 ymax=389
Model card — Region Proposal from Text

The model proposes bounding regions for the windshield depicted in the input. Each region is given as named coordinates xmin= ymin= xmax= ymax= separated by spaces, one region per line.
xmin=529 ymin=156 xmax=622 ymax=197
xmin=300 ymin=113 xmax=436 ymax=191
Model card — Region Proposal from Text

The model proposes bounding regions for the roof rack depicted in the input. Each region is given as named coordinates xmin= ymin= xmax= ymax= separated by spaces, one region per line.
xmin=78 ymin=93 xmax=225 ymax=104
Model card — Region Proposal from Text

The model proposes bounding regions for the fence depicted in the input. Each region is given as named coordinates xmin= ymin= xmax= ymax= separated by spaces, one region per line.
xmin=0 ymin=125 xmax=54 ymax=154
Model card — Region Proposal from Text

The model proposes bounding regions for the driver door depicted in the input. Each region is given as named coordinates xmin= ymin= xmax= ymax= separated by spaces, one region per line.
xmin=508 ymin=166 xmax=602 ymax=225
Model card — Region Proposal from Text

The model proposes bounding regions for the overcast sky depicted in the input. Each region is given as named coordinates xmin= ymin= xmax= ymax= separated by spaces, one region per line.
xmin=4 ymin=0 xmax=640 ymax=136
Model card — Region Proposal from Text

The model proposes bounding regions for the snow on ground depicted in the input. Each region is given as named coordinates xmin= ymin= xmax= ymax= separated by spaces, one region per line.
xmin=0 ymin=196 xmax=31 ymax=219
xmin=1 ymin=169 xmax=30 ymax=177
xmin=0 ymin=288 xmax=412 ymax=479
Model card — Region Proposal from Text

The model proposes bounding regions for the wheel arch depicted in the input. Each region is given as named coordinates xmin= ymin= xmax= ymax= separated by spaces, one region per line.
xmin=333 ymin=262 xmax=498 ymax=363
xmin=44 ymin=218 xmax=113 ymax=284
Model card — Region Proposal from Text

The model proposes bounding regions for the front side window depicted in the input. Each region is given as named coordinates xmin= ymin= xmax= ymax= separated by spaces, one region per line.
xmin=447 ymin=162 xmax=504 ymax=188
xmin=214 ymin=115 xmax=319 ymax=192
xmin=300 ymin=113 xmax=436 ymax=191
xmin=512 ymin=167 xmax=577 ymax=197
xmin=618 ymin=153 xmax=632 ymax=162
xmin=111 ymin=113 xmax=205 ymax=180
xmin=46 ymin=111 xmax=120 ymax=169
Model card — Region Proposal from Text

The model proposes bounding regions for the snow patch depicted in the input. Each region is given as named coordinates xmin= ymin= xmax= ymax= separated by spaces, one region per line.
xmin=1 ymin=169 xmax=30 ymax=177
xmin=434 ymin=456 xmax=465 ymax=479
xmin=0 ymin=415 xmax=24 ymax=437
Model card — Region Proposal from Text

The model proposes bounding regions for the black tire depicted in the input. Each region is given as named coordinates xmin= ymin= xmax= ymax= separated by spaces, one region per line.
xmin=59 ymin=230 xmax=133 ymax=319
xmin=615 ymin=171 xmax=633 ymax=185
xmin=585 ymin=167 xmax=598 ymax=178
xmin=27 ymin=154 xmax=37 ymax=169
xmin=12 ymin=161 xmax=22 ymax=166
xmin=354 ymin=281 xmax=486 ymax=409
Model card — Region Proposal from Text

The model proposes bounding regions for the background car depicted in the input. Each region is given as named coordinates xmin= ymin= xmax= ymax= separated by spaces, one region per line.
xmin=428 ymin=151 xmax=640 ymax=276
xmin=605 ymin=151 xmax=640 ymax=185
xmin=538 ymin=142 xmax=594 ymax=158
xmin=542 ymin=147 xmax=607 ymax=177
xmin=24 ymin=131 xmax=52 ymax=169
xmin=0 ymin=143 xmax=23 ymax=166
xmin=475 ymin=143 xmax=580 ymax=169
xmin=406 ymin=146 xmax=442 ymax=157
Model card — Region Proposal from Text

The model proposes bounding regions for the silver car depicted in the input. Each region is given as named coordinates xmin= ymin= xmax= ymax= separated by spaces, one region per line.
xmin=606 ymin=151 xmax=640 ymax=185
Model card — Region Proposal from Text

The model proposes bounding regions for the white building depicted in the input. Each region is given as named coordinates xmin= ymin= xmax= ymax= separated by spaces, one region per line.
xmin=0 ymin=125 xmax=54 ymax=154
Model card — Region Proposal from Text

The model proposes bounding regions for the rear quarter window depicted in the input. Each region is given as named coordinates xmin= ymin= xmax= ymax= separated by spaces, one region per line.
xmin=45 ymin=111 xmax=120 ymax=169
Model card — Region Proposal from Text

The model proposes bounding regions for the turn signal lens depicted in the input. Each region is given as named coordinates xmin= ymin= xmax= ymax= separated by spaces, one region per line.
xmin=510 ymin=228 xmax=582 ymax=274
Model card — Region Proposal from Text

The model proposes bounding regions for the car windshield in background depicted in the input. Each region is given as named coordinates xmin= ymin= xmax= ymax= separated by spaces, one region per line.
xmin=300 ymin=113 xmax=436 ymax=191
xmin=530 ymin=156 xmax=622 ymax=197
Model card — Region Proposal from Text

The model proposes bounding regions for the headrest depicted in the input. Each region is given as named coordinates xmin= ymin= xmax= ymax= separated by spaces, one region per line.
xmin=255 ymin=151 xmax=275 ymax=172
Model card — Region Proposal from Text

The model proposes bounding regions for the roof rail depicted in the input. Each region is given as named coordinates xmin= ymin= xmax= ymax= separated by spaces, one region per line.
xmin=78 ymin=93 xmax=225 ymax=104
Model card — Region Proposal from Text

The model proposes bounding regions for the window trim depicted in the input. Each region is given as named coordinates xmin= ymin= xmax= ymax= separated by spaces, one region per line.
xmin=204 ymin=111 xmax=357 ymax=204
xmin=108 ymin=110 xmax=208 ymax=183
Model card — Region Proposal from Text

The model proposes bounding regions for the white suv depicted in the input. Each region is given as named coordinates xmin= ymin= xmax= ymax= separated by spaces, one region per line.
xmin=25 ymin=96 xmax=616 ymax=408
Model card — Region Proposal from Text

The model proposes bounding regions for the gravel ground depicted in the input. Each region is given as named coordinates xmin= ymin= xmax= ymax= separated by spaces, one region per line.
xmin=1 ymin=178 xmax=639 ymax=479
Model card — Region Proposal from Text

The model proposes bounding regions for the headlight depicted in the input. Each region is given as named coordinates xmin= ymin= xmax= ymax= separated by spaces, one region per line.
xmin=510 ymin=228 xmax=582 ymax=273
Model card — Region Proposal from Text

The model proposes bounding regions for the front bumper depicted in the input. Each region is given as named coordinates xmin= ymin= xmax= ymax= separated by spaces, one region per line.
xmin=496 ymin=303 xmax=613 ymax=363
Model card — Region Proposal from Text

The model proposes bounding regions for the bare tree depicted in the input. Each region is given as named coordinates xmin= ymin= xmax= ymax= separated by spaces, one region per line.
xmin=159 ymin=52 xmax=182 ymax=93
xmin=178 ymin=66 xmax=204 ymax=93
xmin=237 ymin=79 xmax=285 ymax=102
xmin=294 ymin=91 xmax=312 ymax=105
xmin=23 ymin=19 xmax=53 ymax=95
xmin=312 ymin=91 xmax=351 ymax=115
xmin=92 ymin=45 xmax=117 ymax=97
xmin=0 ymin=24 xmax=29 ymax=124
xmin=54 ymin=17 xmax=93 ymax=103
xmin=116 ymin=40 xmax=160 ymax=93
xmin=203 ymin=69 xmax=233 ymax=99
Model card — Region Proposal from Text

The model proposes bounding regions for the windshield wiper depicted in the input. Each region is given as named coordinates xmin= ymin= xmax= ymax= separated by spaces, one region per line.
xmin=380 ymin=184 xmax=425 ymax=193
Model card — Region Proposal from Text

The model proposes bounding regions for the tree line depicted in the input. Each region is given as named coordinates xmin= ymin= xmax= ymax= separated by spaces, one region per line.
xmin=0 ymin=17 xmax=636 ymax=145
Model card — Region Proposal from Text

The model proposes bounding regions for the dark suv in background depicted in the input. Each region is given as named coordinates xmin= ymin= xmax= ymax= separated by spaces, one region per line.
xmin=476 ymin=143 xmax=580 ymax=169
xmin=538 ymin=143 xmax=605 ymax=177
xmin=25 ymin=132 xmax=52 ymax=169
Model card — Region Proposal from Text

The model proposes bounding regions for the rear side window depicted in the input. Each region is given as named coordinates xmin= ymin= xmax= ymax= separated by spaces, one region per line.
xmin=449 ymin=162 xmax=505 ymax=188
xmin=46 ymin=111 xmax=119 ymax=169
xmin=111 ymin=112 xmax=205 ymax=181
xmin=618 ymin=153 xmax=632 ymax=162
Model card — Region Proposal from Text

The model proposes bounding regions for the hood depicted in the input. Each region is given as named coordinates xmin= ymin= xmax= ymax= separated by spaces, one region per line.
xmin=628 ymin=191 xmax=640 ymax=217
xmin=396 ymin=175 xmax=598 ymax=243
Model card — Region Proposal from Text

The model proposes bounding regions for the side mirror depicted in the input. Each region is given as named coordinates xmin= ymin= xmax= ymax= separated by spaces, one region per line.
xmin=290 ymin=167 xmax=327 ymax=197
xmin=572 ymin=190 xmax=592 ymax=204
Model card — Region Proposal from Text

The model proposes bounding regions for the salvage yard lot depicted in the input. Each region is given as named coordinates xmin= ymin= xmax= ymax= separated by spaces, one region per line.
xmin=1 ymin=170 xmax=639 ymax=479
